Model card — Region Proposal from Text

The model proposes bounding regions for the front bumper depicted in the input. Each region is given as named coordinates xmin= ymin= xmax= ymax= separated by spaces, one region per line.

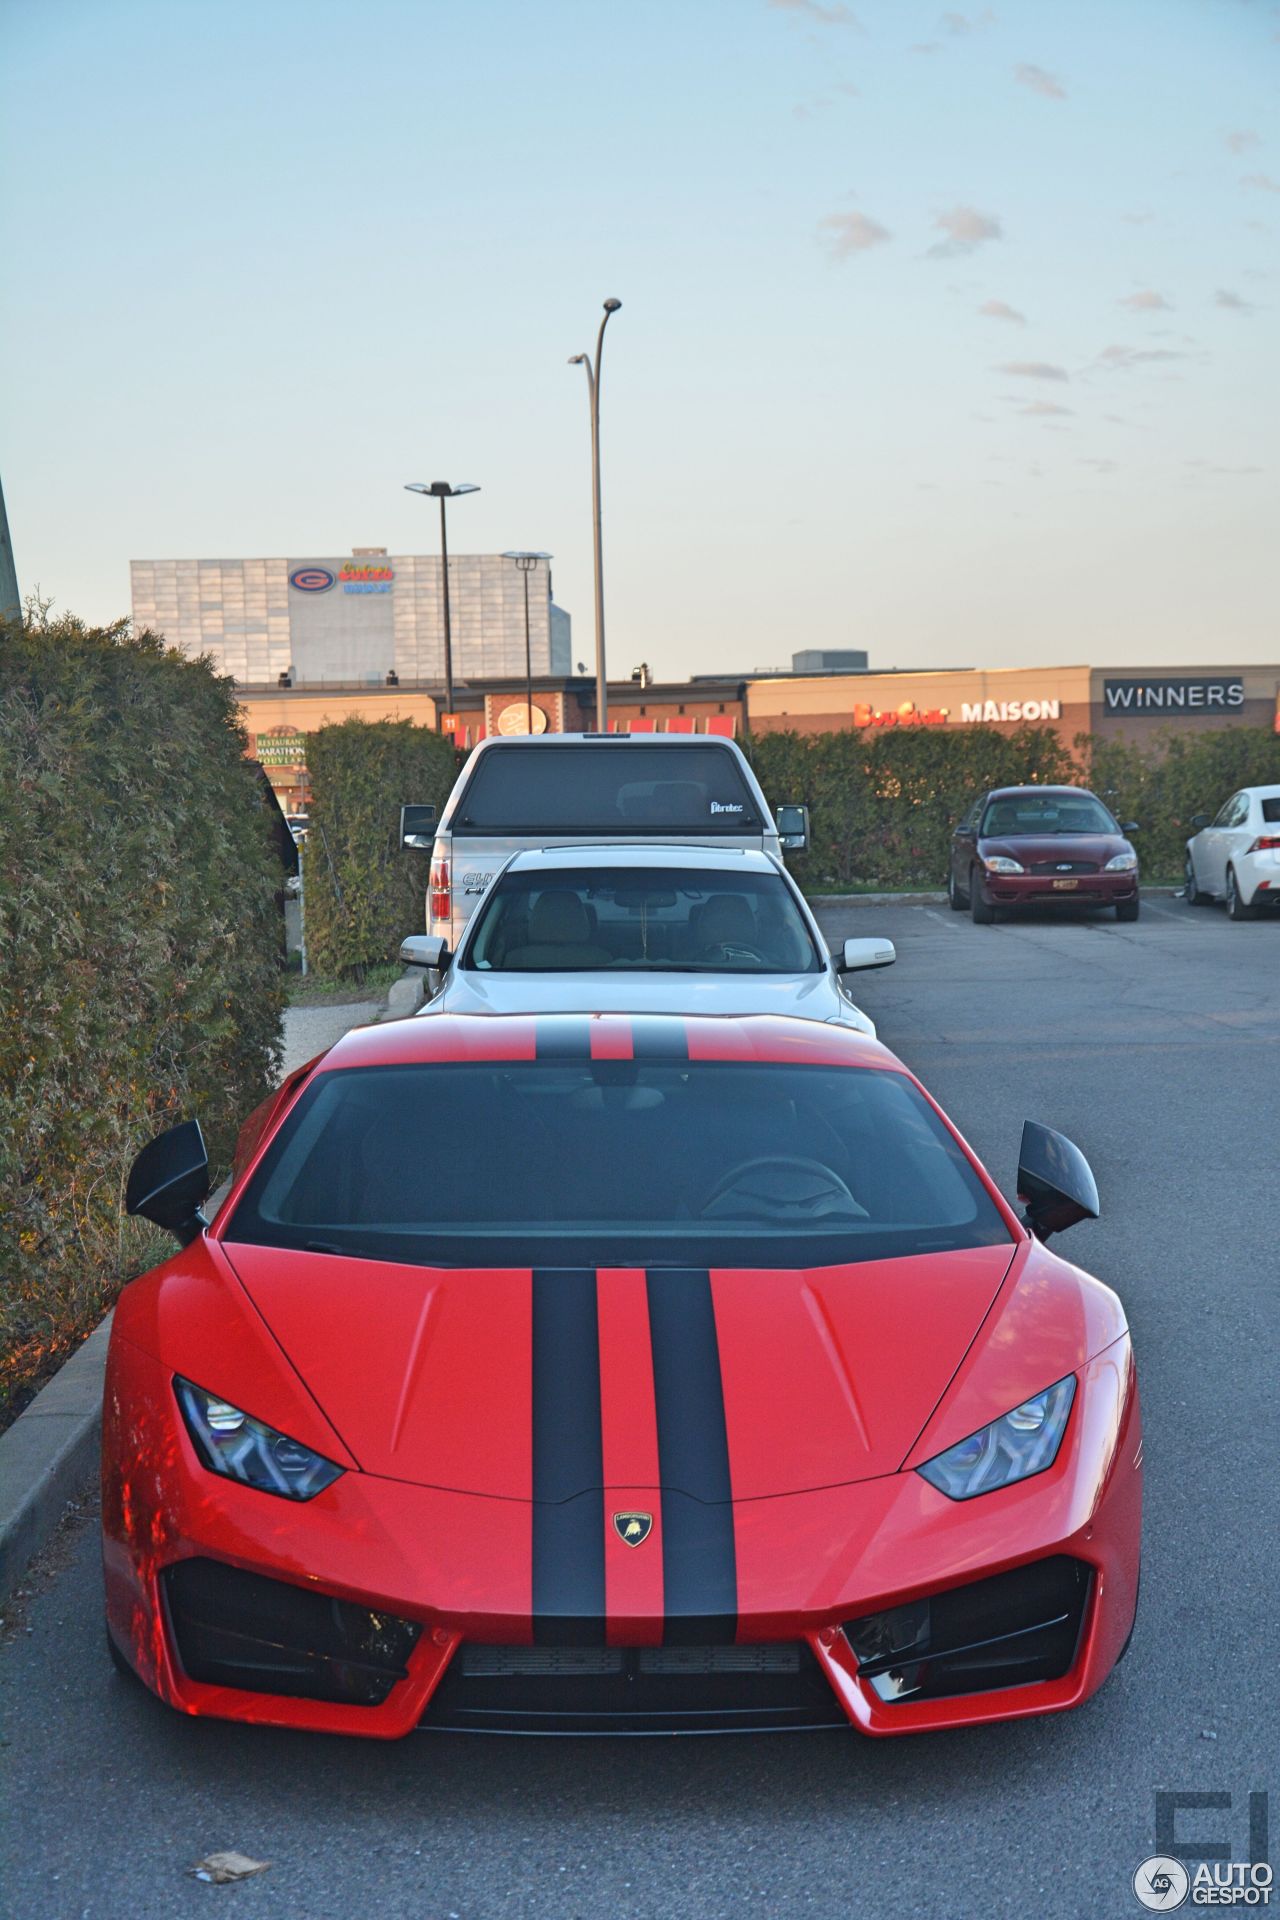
xmin=978 ymin=870 xmax=1138 ymax=909
xmin=102 ymin=1333 xmax=1141 ymax=1739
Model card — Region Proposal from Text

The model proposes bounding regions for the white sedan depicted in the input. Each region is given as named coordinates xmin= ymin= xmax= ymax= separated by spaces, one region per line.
xmin=400 ymin=844 xmax=894 ymax=1035
xmin=1185 ymin=784 xmax=1280 ymax=920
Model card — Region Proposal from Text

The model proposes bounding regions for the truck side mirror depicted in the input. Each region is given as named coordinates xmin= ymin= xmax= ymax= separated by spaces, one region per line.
xmin=775 ymin=803 xmax=809 ymax=852
xmin=1016 ymin=1120 xmax=1099 ymax=1242
xmin=400 ymin=803 xmax=437 ymax=850
xmin=125 ymin=1119 xmax=211 ymax=1246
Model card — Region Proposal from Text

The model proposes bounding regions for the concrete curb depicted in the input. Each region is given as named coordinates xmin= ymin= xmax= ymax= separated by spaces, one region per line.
xmin=808 ymin=884 xmax=1184 ymax=905
xmin=0 ymin=1314 xmax=111 ymax=1605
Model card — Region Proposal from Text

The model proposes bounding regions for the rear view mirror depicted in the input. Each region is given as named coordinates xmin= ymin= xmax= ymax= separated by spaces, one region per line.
xmin=400 ymin=803 xmax=437 ymax=851
xmin=775 ymin=803 xmax=809 ymax=852
xmin=1016 ymin=1121 xmax=1099 ymax=1241
xmin=837 ymin=937 xmax=896 ymax=973
xmin=400 ymin=934 xmax=449 ymax=971
xmin=125 ymin=1119 xmax=210 ymax=1246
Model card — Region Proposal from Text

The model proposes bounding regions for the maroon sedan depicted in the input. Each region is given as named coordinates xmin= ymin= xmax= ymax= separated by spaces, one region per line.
xmin=948 ymin=785 xmax=1141 ymax=924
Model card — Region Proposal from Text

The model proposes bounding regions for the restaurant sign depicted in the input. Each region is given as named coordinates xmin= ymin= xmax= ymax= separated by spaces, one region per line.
xmin=254 ymin=729 xmax=307 ymax=768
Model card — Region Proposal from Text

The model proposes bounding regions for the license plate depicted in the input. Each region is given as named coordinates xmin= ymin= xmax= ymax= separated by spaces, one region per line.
xmin=1052 ymin=877 xmax=1079 ymax=890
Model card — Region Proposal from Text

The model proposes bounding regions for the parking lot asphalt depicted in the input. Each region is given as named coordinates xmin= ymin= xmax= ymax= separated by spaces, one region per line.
xmin=2 ymin=896 xmax=1276 ymax=1920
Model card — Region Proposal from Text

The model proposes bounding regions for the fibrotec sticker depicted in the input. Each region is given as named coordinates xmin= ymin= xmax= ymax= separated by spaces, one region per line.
xmin=1133 ymin=1857 xmax=1274 ymax=1909
xmin=709 ymin=801 xmax=744 ymax=814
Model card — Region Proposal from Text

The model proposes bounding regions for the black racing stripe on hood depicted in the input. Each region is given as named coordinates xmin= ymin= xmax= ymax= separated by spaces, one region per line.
xmin=646 ymin=1269 xmax=737 ymax=1644
xmin=535 ymin=1016 xmax=594 ymax=1060
xmin=531 ymin=1269 xmax=606 ymax=1645
xmin=630 ymin=1018 xmax=689 ymax=1061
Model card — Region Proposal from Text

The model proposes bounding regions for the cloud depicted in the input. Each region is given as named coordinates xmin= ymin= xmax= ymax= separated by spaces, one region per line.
xmin=997 ymin=360 xmax=1070 ymax=381
xmin=941 ymin=10 xmax=976 ymax=31
xmin=1121 ymin=211 xmax=1155 ymax=226
xmin=979 ymin=298 xmax=1027 ymax=324
xmin=1225 ymin=130 xmax=1260 ymax=155
xmin=769 ymin=0 xmax=862 ymax=25
xmin=1079 ymin=457 xmax=1118 ymax=473
xmin=928 ymin=204 xmax=1002 ymax=256
xmin=820 ymin=207 xmax=891 ymax=257
xmin=1019 ymin=401 xmax=1073 ymax=416
xmin=1242 ymin=173 xmax=1280 ymax=193
xmin=1014 ymin=62 xmax=1067 ymax=100
xmin=1120 ymin=289 xmax=1172 ymax=311
xmin=1096 ymin=343 xmax=1191 ymax=370
xmin=1215 ymin=288 xmax=1256 ymax=313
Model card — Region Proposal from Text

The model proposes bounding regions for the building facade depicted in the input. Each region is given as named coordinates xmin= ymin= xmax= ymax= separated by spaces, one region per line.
xmin=130 ymin=549 xmax=571 ymax=686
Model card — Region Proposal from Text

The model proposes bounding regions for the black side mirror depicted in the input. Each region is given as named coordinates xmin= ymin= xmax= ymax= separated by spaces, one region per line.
xmin=1016 ymin=1120 xmax=1099 ymax=1241
xmin=1121 ymin=821 xmax=1140 ymax=835
xmin=775 ymin=803 xmax=809 ymax=852
xmin=400 ymin=802 xmax=437 ymax=851
xmin=1190 ymin=813 xmax=1210 ymax=831
xmin=126 ymin=1119 xmax=211 ymax=1246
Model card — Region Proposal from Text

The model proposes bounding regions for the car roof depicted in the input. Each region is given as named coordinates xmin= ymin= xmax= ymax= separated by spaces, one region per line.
xmin=470 ymin=732 xmax=741 ymax=749
xmin=504 ymin=844 xmax=774 ymax=872
xmin=318 ymin=1011 xmax=896 ymax=1075
xmin=984 ymin=784 xmax=1100 ymax=800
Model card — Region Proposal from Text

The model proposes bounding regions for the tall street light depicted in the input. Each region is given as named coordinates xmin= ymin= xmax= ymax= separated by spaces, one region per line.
xmin=404 ymin=480 xmax=480 ymax=724
xmin=502 ymin=551 xmax=553 ymax=733
xmin=568 ymin=297 xmax=622 ymax=732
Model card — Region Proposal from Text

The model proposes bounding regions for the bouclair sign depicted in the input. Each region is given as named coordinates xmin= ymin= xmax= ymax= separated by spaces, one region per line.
xmin=959 ymin=697 xmax=1061 ymax=724
xmin=1104 ymin=677 xmax=1244 ymax=715
xmin=852 ymin=696 xmax=1062 ymax=728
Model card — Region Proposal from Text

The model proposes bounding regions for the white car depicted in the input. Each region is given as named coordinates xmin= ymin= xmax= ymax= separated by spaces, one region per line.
xmin=400 ymin=844 xmax=894 ymax=1036
xmin=1185 ymin=785 xmax=1280 ymax=920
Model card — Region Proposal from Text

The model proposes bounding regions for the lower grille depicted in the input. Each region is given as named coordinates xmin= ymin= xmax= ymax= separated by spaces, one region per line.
xmin=423 ymin=1641 xmax=845 ymax=1735
xmin=845 ymin=1556 xmax=1091 ymax=1704
xmin=164 ymin=1558 xmax=421 ymax=1707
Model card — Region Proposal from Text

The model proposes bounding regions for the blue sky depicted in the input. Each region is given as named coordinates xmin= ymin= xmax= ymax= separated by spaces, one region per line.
xmin=2 ymin=0 xmax=1276 ymax=678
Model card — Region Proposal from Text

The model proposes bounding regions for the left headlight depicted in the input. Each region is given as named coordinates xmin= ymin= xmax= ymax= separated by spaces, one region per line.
xmin=917 ymin=1376 xmax=1076 ymax=1500
xmin=175 ymin=1378 xmax=344 ymax=1501
xmin=1104 ymin=851 xmax=1138 ymax=872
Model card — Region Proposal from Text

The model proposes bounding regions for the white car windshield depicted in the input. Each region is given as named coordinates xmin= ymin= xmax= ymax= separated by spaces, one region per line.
xmin=462 ymin=868 xmax=823 ymax=974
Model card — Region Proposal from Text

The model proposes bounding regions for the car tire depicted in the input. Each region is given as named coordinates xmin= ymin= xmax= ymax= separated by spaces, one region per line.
xmin=947 ymin=867 xmax=967 ymax=911
xmin=105 ymin=1623 xmax=140 ymax=1683
xmin=1184 ymin=854 xmax=1209 ymax=906
xmin=1115 ymin=895 xmax=1140 ymax=923
xmin=1226 ymin=866 xmax=1254 ymax=921
xmin=969 ymin=872 xmax=995 ymax=924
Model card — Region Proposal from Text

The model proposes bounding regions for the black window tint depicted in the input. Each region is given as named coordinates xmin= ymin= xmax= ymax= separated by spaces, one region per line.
xmin=451 ymin=745 xmax=760 ymax=835
xmin=225 ymin=1061 xmax=1011 ymax=1271
xmin=463 ymin=867 xmax=822 ymax=974
xmin=1261 ymin=797 xmax=1280 ymax=824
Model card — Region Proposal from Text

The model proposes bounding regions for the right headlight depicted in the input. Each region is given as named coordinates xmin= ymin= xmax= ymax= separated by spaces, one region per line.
xmin=916 ymin=1376 xmax=1076 ymax=1500
xmin=175 ymin=1378 xmax=344 ymax=1501
xmin=983 ymin=855 xmax=1024 ymax=874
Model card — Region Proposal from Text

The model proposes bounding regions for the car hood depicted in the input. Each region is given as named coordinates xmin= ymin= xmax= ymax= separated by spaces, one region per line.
xmin=222 ymin=1242 xmax=1015 ymax=1499
xmin=430 ymin=969 xmax=855 ymax=1022
xmin=978 ymin=832 xmax=1130 ymax=865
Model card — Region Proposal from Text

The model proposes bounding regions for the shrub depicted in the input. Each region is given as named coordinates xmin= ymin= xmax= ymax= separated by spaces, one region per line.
xmin=0 ymin=614 xmax=286 ymax=1427
xmin=1082 ymin=726 xmax=1280 ymax=880
xmin=302 ymin=718 xmax=460 ymax=978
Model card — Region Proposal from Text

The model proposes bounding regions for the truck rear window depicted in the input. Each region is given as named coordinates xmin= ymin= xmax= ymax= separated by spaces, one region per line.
xmin=450 ymin=745 xmax=761 ymax=835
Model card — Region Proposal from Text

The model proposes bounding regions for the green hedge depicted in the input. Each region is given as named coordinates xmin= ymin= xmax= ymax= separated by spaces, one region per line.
xmin=1083 ymin=727 xmax=1280 ymax=881
xmin=745 ymin=724 xmax=1079 ymax=887
xmin=745 ymin=722 xmax=1280 ymax=887
xmin=302 ymin=718 xmax=460 ymax=977
xmin=0 ymin=615 xmax=286 ymax=1427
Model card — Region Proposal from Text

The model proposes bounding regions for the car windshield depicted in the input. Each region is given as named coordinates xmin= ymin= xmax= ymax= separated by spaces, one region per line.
xmin=981 ymin=793 xmax=1118 ymax=836
xmin=462 ymin=867 xmax=823 ymax=974
xmin=450 ymin=744 xmax=760 ymax=835
xmin=225 ymin=1061 xmax=1011 ymax=1270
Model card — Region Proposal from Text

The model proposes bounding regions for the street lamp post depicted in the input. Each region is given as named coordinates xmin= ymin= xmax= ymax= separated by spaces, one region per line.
xmin=569 ymin=297 xmax=622 ymax=732
xmin=502 ymin=551 xmax=553 ymax=732
xmin=404 ymin=480 xmax=480 ymax=725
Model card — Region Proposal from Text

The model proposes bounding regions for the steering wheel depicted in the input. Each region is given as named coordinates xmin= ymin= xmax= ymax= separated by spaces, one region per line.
xmin=698 ymin=1155 xmax=867 ymax=1222
xmin=696 ymin=940 xmax=769 ymax=965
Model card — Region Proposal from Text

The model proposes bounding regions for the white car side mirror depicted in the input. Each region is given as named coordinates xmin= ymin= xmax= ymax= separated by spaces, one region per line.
xmin=837 ymin=937 xmax=896 ymax=973
xmin=400 ymin=935 xmax=449 ymax=970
